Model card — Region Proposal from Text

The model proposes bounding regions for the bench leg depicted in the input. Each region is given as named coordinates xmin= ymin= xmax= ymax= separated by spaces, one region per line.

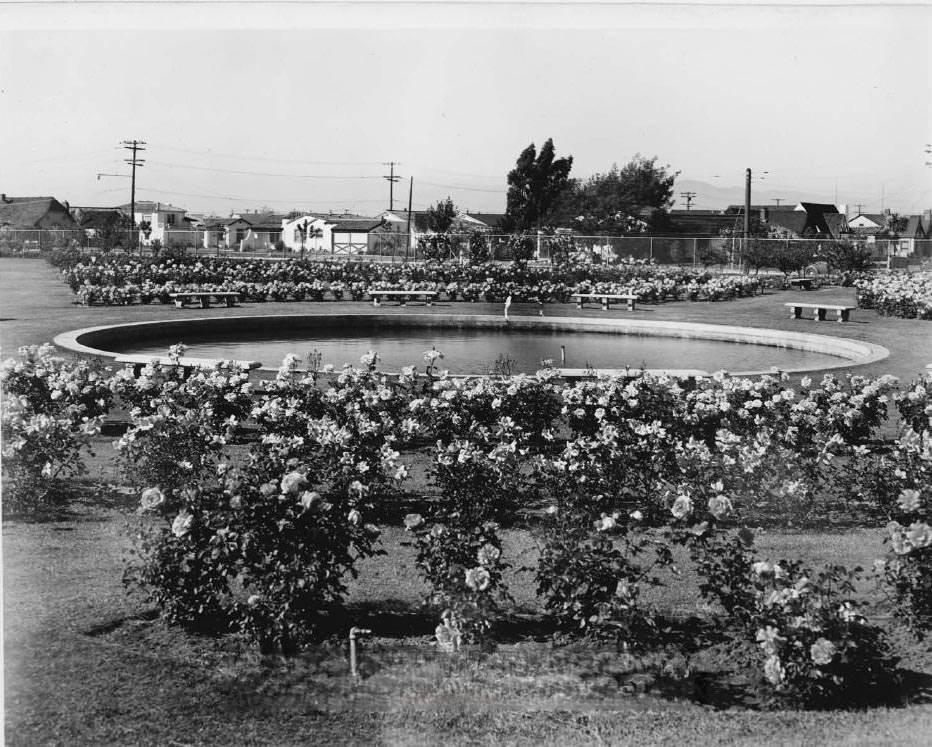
xmin=838 ymin=309 xmax=849 ymax=322
xmin=200 ymin=297 xmax=210 ymax=309
xmin=372 ymin=297 xmax=380 ymax=307
xmin=627 ymin=300 xmax=635 ymax=312
xmin=601 ymin=299 xmax=609 ymax=311
xmin=225 ymin=296 xmax=236 ymax=307
xmin=790 ymin=306 xmax=801 ymax=319
xmin=576 ymin=300 xmax=584 ymax=309
xmin=815 ymin=308 xmax=826 ymax=321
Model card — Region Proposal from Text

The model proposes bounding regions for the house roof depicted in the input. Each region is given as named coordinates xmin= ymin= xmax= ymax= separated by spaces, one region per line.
xmin=465 ymin=212 xmax=507 ymax=229
xmin=72 ymin=207 xmax=125 ymax=229
xmin=851 ymin=213 xmax=886 ymax=226
xmin=902 ymin=215 xmax=926 ymax=238
xmin=798 ymin=202 xmax=838 ymax=215
xmin=669 ymin=211 xmax=738 ymax=236
xmin=766 ymin=209 xmax=809 ymax=236
xmin=0 ymin=196 xmax=76 ymax=228
xmin=330 ymin=219 xmax=384 ymax=232
xmin=823 ymin=213 xmax=851 ymax=238
xmin=119 ymin=201 xmax=186 ymax=214
xmin=228 ymin=212 xmax=287 ymax=230
xmin=724 ymin=204 xmax=786 ymax=215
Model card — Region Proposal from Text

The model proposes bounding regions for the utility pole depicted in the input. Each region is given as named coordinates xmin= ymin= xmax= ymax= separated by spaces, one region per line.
xmin=679 ymin=191 xmax=696 ymax=211
xmin=774 ymin=198 xmax=782 ymax=207
xmin=405 ymin=177 xmax=413 ymax=261
xmin=383 ymin=161 xmax=401 ymax=211
xmin=743 ymin=168 xmax=751 ymax=242
xmin=855 ymin=203 xmax=864 ymax=215
xmin=123 ymin=140 xmax=146 ymax=250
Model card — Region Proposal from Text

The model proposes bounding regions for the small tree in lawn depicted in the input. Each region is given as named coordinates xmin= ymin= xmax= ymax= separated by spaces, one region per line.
xmin=822 ymin=239 xmax=874 ymax=273
xmin=771 ymin=240 xmax=815 ymax=278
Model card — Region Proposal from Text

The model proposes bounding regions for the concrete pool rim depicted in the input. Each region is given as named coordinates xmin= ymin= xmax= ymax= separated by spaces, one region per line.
xmin=52 ymin=312 xmax=891 ymax=378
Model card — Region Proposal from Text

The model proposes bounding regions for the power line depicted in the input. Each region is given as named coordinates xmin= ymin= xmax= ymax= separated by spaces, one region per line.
xmin=418 ymin=179 xmax=504 ymax=194
xmin=147 ymin=143 xmax=384 ymax=167
xmin=146 ymin=160 xmax=383 ymax=179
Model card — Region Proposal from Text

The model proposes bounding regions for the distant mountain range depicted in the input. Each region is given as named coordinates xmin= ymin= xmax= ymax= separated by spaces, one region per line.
xmin=672 ymin=179 xmax=839 ymax=212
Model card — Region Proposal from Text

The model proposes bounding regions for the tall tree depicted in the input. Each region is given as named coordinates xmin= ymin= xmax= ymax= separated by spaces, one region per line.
xmin=550 ymin=154 xmax=678 ymax=235
xmin=426 ymin=196 xmax=458 ymax=233
xmin=503 ymin=139 xmax=573 ymax=231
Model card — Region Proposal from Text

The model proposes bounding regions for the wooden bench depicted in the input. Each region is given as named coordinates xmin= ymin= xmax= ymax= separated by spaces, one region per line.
xmin=169 ymin=291 xmax=241 ymax=309
xmin=369 ymin=290 xmax=437 ymax=307
xmin=785 ymin=302 xmax=856 ymax=322
xmin=115 ymin=354 xmax=261 ymax=377
xmin=572 ymin=293 xmax=638 ymax=312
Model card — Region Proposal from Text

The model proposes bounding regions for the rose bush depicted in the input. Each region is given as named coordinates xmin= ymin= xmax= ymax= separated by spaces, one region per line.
xmin=1 ymin=345 xmax=113 ymax=514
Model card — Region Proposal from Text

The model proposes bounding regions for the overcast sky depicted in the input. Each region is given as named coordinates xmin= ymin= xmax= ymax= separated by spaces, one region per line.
xmin=1 ymin=3 xmax=930 ymax=216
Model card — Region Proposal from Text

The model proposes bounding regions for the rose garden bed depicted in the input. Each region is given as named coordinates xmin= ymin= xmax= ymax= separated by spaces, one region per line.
xmin=3 ymin=259 xmax=932 ymax=744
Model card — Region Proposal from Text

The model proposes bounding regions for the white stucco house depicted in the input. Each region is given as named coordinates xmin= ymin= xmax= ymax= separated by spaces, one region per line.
xmin=120 ymin=201 xmax=188 ymax=245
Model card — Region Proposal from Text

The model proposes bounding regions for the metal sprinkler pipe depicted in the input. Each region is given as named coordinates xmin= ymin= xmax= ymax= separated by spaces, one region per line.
xmin=349 ymin=627 xmax=372 ymax=678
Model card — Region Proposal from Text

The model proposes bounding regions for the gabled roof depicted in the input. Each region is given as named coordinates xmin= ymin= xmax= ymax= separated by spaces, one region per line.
xmin=902 ymin=215 xmax=926 ymax=239
xmin=228 ymin=212 xmax=287 ymax=230
xmin=823 ymin=213 xmax=851 ymax=238
xmin=850 ymin=213 xmax=886 ymax=227
xmin=330 ymin=219 xmax=384 ymax=232
xmin=797 ymin=202 xmax=838 ymax=215
xmin=465 ymin=212 xmax=507 ymax=229
xmin=0 ymin=196 xmax=77 ymax=228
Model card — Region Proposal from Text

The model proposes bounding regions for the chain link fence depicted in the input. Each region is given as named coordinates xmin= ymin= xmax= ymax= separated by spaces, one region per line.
xmin=2 ymin=227 xmax=929 ymax=271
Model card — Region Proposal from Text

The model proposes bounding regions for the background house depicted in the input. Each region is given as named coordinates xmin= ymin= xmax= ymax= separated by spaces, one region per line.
xmin=119 ymin=201 xmax=188 ymax=245
xmin=222 ymin=211 xmax=286 ymax=251
xmin=0 ymin=195 xmax=77 ymax=229
xmin=848 ymin=213 xmax=886 ymax=234
xmin=330 ymin=218 xmax=386 ymax=254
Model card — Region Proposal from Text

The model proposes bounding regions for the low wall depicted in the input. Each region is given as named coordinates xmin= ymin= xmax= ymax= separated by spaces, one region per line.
xmin=53 ymin=313 xmax=890 ymax=378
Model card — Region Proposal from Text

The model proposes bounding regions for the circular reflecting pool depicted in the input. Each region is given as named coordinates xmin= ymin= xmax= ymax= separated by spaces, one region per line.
xmin=105 ymin=315 xmax=863 ymax=375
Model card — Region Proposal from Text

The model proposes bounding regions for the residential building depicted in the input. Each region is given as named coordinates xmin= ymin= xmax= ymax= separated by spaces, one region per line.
xmin=848 ymin=213 xmax=887 ymax=233
xmin=330 ymin=218 xmax=386 ymax=255
xmin=0 ymin=195 xmax=77 ymax=229
xmin=118 ymin=201 xmax=187 ymax=245
xmin=224 ymin=211 xmax=287 ymax=251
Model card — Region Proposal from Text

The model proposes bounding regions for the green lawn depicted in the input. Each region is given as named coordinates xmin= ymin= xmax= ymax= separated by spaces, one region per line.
xmin=4 ymin=257 xmax=932 ymax=745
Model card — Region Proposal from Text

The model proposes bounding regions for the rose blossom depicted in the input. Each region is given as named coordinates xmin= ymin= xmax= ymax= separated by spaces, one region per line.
xmin=465 ymin=567 xmax=491 ymax=592
xmin=140 ymin=487 xmax=165 ymax=511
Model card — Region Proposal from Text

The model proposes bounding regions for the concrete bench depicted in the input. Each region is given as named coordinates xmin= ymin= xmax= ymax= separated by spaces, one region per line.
xmin=572 ymin=293 xmax=638 ymax=312
xmin=785 ymin=301 xmax=855 ymax=322
xmin=370 ymin=290 xmax=437 ymax=307
xmin=169 ymin=291 xmax=241 ymax=309
xmin=788 ymin=277 xmax=816 ymax=291
xmin=115 ymin=354 xmax=261 ymax=377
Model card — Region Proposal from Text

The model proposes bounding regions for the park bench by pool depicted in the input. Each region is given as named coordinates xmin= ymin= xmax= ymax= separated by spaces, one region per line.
xmin=370 ymin=290 xmax=437 ymax=307
xmin=169 ymin=291 xmax=241 ymax=309
xmin=572 ymin=293 xmax=638 ymax=312
xmin=784 ymin=301 xmax=856 ymax=322
xmin=115 ymin=354 xmax=261 ymax=377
